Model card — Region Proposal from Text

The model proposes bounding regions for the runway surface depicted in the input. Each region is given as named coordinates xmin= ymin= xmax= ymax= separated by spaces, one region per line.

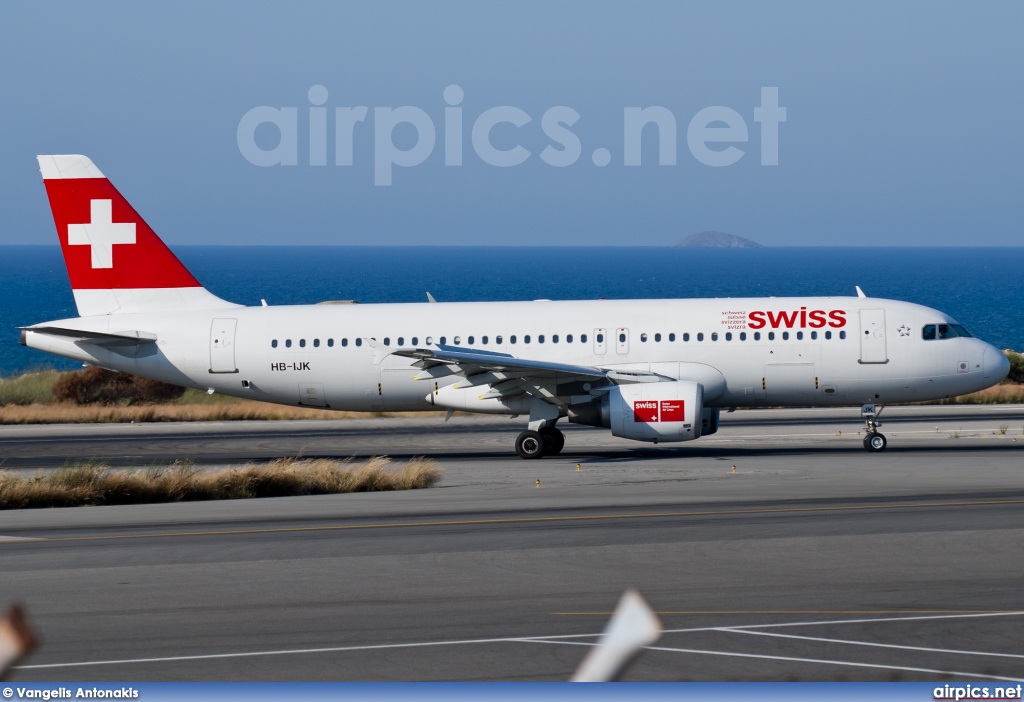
xmin=3 ymin=405 xmax=1024 ymax=681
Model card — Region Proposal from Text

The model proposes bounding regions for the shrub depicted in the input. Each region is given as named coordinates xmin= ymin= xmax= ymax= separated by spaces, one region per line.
xmin=0 ymin=370 xmax=60 ymax=406
xmin=1004 ymin=351 xmax=1024 ymax=384
xmin=52 ymin=367 xmax=186 ymax=405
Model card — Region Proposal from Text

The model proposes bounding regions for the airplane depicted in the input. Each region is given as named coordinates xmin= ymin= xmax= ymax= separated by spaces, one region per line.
xmin=20 ymin=155 xmax=1011 ymax=459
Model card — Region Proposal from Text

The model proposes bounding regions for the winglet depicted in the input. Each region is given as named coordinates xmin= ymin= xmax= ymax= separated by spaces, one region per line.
xmin=426 ymin=292 xmax=437 ymax=303
xmin=855 ymin=286 xmax=867 ymax=298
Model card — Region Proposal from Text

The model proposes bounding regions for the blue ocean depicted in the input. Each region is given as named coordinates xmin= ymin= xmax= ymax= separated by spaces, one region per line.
xmin=2 ymin=246 xmax=1022 ymax=376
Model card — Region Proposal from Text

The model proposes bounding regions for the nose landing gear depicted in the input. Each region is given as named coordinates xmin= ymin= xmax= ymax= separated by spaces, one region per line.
xmin=861 ymin=403 xmax=887 ymax=452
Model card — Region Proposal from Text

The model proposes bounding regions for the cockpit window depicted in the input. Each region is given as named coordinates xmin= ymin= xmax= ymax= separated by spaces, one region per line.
xmin=951 ymin=324 xmax=972 ymax=338
xmin=938 ymin=324 xmax=956 ymax=340
xmin=922 ymin=324 xmax=936 ymax=340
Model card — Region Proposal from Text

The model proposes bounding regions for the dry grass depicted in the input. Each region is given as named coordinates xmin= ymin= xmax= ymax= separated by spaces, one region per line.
xmin=0 ymin=402 xmax=448 ymax=425
xmin=918 ymin=384 xmax=1024 ymax=405
xmin=0 ymin=456 xmax=443 ymax=510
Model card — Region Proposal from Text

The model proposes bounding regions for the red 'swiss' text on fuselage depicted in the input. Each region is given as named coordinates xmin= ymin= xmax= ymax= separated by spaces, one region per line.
xmin=747 ymin=308 xmax=847 ymax=330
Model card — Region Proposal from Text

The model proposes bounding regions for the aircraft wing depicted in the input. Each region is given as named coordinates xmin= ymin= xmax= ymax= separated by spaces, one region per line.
xmin=391 ymin=344 xmax=663 ymax=407
xmin=393 ymin=344 xmax=609 ymax=379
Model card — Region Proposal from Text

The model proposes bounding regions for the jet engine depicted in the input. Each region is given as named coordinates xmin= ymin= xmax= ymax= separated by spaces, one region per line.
xmin=569 ymin=380 xmax=717 ymax=442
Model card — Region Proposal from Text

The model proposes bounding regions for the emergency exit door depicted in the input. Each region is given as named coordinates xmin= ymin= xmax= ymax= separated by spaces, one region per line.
xmin=859 ymin=308 xmax=888 ymax=364
xmin=210 ymin=318 xmax=238 ymax=373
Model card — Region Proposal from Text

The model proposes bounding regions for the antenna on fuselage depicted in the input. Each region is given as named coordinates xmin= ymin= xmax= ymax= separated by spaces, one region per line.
xmin=855 ymin=286 xmax=867 ymax=298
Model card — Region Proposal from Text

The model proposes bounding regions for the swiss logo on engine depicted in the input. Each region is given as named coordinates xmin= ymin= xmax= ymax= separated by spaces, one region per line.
xmin=633 ymin=400 xmax=685 ymax=423
xmin=633 ymin=400 xmax=659 ymax=423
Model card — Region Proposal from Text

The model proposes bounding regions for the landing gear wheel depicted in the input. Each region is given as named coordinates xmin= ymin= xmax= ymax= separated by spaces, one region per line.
xmin=539 ymin=427 xmax=565 ymax=455
xmin=516 ymin=430 xmax=546 ymax=459
xmin=863 ymin=432 xmax=887 ymax=452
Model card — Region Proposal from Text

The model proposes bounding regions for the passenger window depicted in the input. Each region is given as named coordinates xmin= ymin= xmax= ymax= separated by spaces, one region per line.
xmin=552 ymin=335 xmax=559 ymax=343
xmin=342 ymin=338 xmax=348 ymax=347
xmin=782 ymin=332 xmax=789 ymax=340
xmin=440 ymin=336 xmax=447 ymax=345
xmin=839 ymin=331 xmax=847 ymax=339
xmin=697 ymin=333 xmax=704 ymax=341
xmin=538 ymin=335 xmax=544 ymax=343
xmin=754 ymin=332 xmax=761 ymax=341
xmin=618 ymin=333 xmax=626 ymax=343
xmin=286 ymin=339 xmax=292 ymax=348
xmin=510 ymin=335 xmax=517 ymax=344
xmin=496 ymin=335 xmax=503 ymax=344
xmin=398 ymin=337 xmax=404 ymax=346
xmin=412 ymin=337 xmax=418 ymax=346
xmin=796 ymin=331 xmax=803 ymax=340
xmin=669 ymin=333 xmax=676 ymax=342
xmin=355 ymin=338 xmax=362 ymax=347
xmin=271 ymin=339 xmax=278 ymax=348
xmin=681 ymin=333 xmax=687 ymax=342
xmin=426 ymin=336 xmax=433 ymax=345
xmin=566 ymin=334 xmax=573 ymax=343
xmin=596 ymin=333 xmax=603 ymax=343
xmin=581 ymin=334 xmax=588 ymax=343
xmin=768 ymin=332 xmax=775 ymax=341
xmin=740 ymin=332 xmax=746 ymax=341
xmin=711 ymin=333 xmax=719 ymax=341
xmin=655 ymin=333 xmax=661 ymax=342
xmin=725 ymin=332 xmax=732 ymax=341
xmin=640 ymin=333 xmax=648 ymax=342
xmin=467 ymin=336 xmax=474 ymax=345
xmin=525 ymin=335 xmax=531 ymax=344
xmin=313 ymin=339 xmax=320 ymax=348
xmin=383 ymin=338 xmax=390 ymax=346
xmin=482 ymin=336 xmax=488 ymax=345
xmin=299 ymin=339 xmax=306 ymax=348
xmin=454 ymin=336 xmax=461 ymax=345
xmin=810 ymin=331 xmax=817 ymax=340
xmin=328 ymin=338 xmax=334 ymax=347
xmin=825 ymin=331 xmax=832 ymax=340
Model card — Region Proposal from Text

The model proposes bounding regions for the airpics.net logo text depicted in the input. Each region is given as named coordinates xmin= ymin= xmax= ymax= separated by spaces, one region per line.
xmin=236 ymin=85 xmax=786 ymax=186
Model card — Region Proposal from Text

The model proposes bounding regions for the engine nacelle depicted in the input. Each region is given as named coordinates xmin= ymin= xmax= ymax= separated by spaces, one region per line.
xmin=701 ymin=407 xmax=720 ymax=436
xmin=569 ymin=380 xmax=704 ymax=443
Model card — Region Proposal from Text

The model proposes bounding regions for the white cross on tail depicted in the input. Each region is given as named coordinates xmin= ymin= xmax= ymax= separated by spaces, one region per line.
xmin=67 ymin=199 xmax=136 ymax=269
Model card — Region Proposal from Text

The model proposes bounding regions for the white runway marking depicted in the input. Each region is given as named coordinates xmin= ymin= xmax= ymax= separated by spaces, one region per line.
xmin=722 ymin=628 xmax=1024 ymax=659
xmin=17 ymin=610 xmax=1024 ymax=676
xmin=0 ymin=535 xmax=44 ymax=542
xmin=522 ymin=638 xmax=1024 ymax=682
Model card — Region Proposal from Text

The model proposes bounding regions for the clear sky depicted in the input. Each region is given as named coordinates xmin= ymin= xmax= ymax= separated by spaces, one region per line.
xmin=1 ymin=1 xmax=1021 ymax=246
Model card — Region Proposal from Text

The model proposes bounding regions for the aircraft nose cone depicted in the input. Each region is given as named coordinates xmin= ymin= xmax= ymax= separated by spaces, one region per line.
xmin=984 ymin=346 xmax=1010 ymax=381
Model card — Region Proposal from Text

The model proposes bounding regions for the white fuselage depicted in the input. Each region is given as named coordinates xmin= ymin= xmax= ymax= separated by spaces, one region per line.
xmin=24 ymin=296 xmax=1006 ymax=411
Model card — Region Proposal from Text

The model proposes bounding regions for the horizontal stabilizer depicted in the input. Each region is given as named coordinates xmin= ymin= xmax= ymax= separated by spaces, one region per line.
xmin=20 ymin=326 xmax=157 ymax=348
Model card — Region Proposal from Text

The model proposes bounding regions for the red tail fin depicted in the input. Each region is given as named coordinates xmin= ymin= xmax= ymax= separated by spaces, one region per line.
xmin=37 ymin=155 xmax=234 ymax=316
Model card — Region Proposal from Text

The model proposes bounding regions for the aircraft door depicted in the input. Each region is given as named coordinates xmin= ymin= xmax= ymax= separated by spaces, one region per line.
xmin=594 ymin=328 xmax=607 ymax=355
xmin=859 ymin=309 xmax=888 ymax=363
xmin=209 ymin=318 xmax=238 ymax=373
xmin=615 ymin=328 xmax=629 ymax=355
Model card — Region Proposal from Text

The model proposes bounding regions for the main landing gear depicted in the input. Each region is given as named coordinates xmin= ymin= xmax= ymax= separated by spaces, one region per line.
xmin=860 ymin=402 xmax=887 ymax=452
xmin=515 ymin=426 xmax=565 ymax=459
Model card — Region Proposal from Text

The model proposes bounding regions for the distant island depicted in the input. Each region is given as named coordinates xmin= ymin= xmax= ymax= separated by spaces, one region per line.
xmin=674 ymin=231 xmax=763 ymax=248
